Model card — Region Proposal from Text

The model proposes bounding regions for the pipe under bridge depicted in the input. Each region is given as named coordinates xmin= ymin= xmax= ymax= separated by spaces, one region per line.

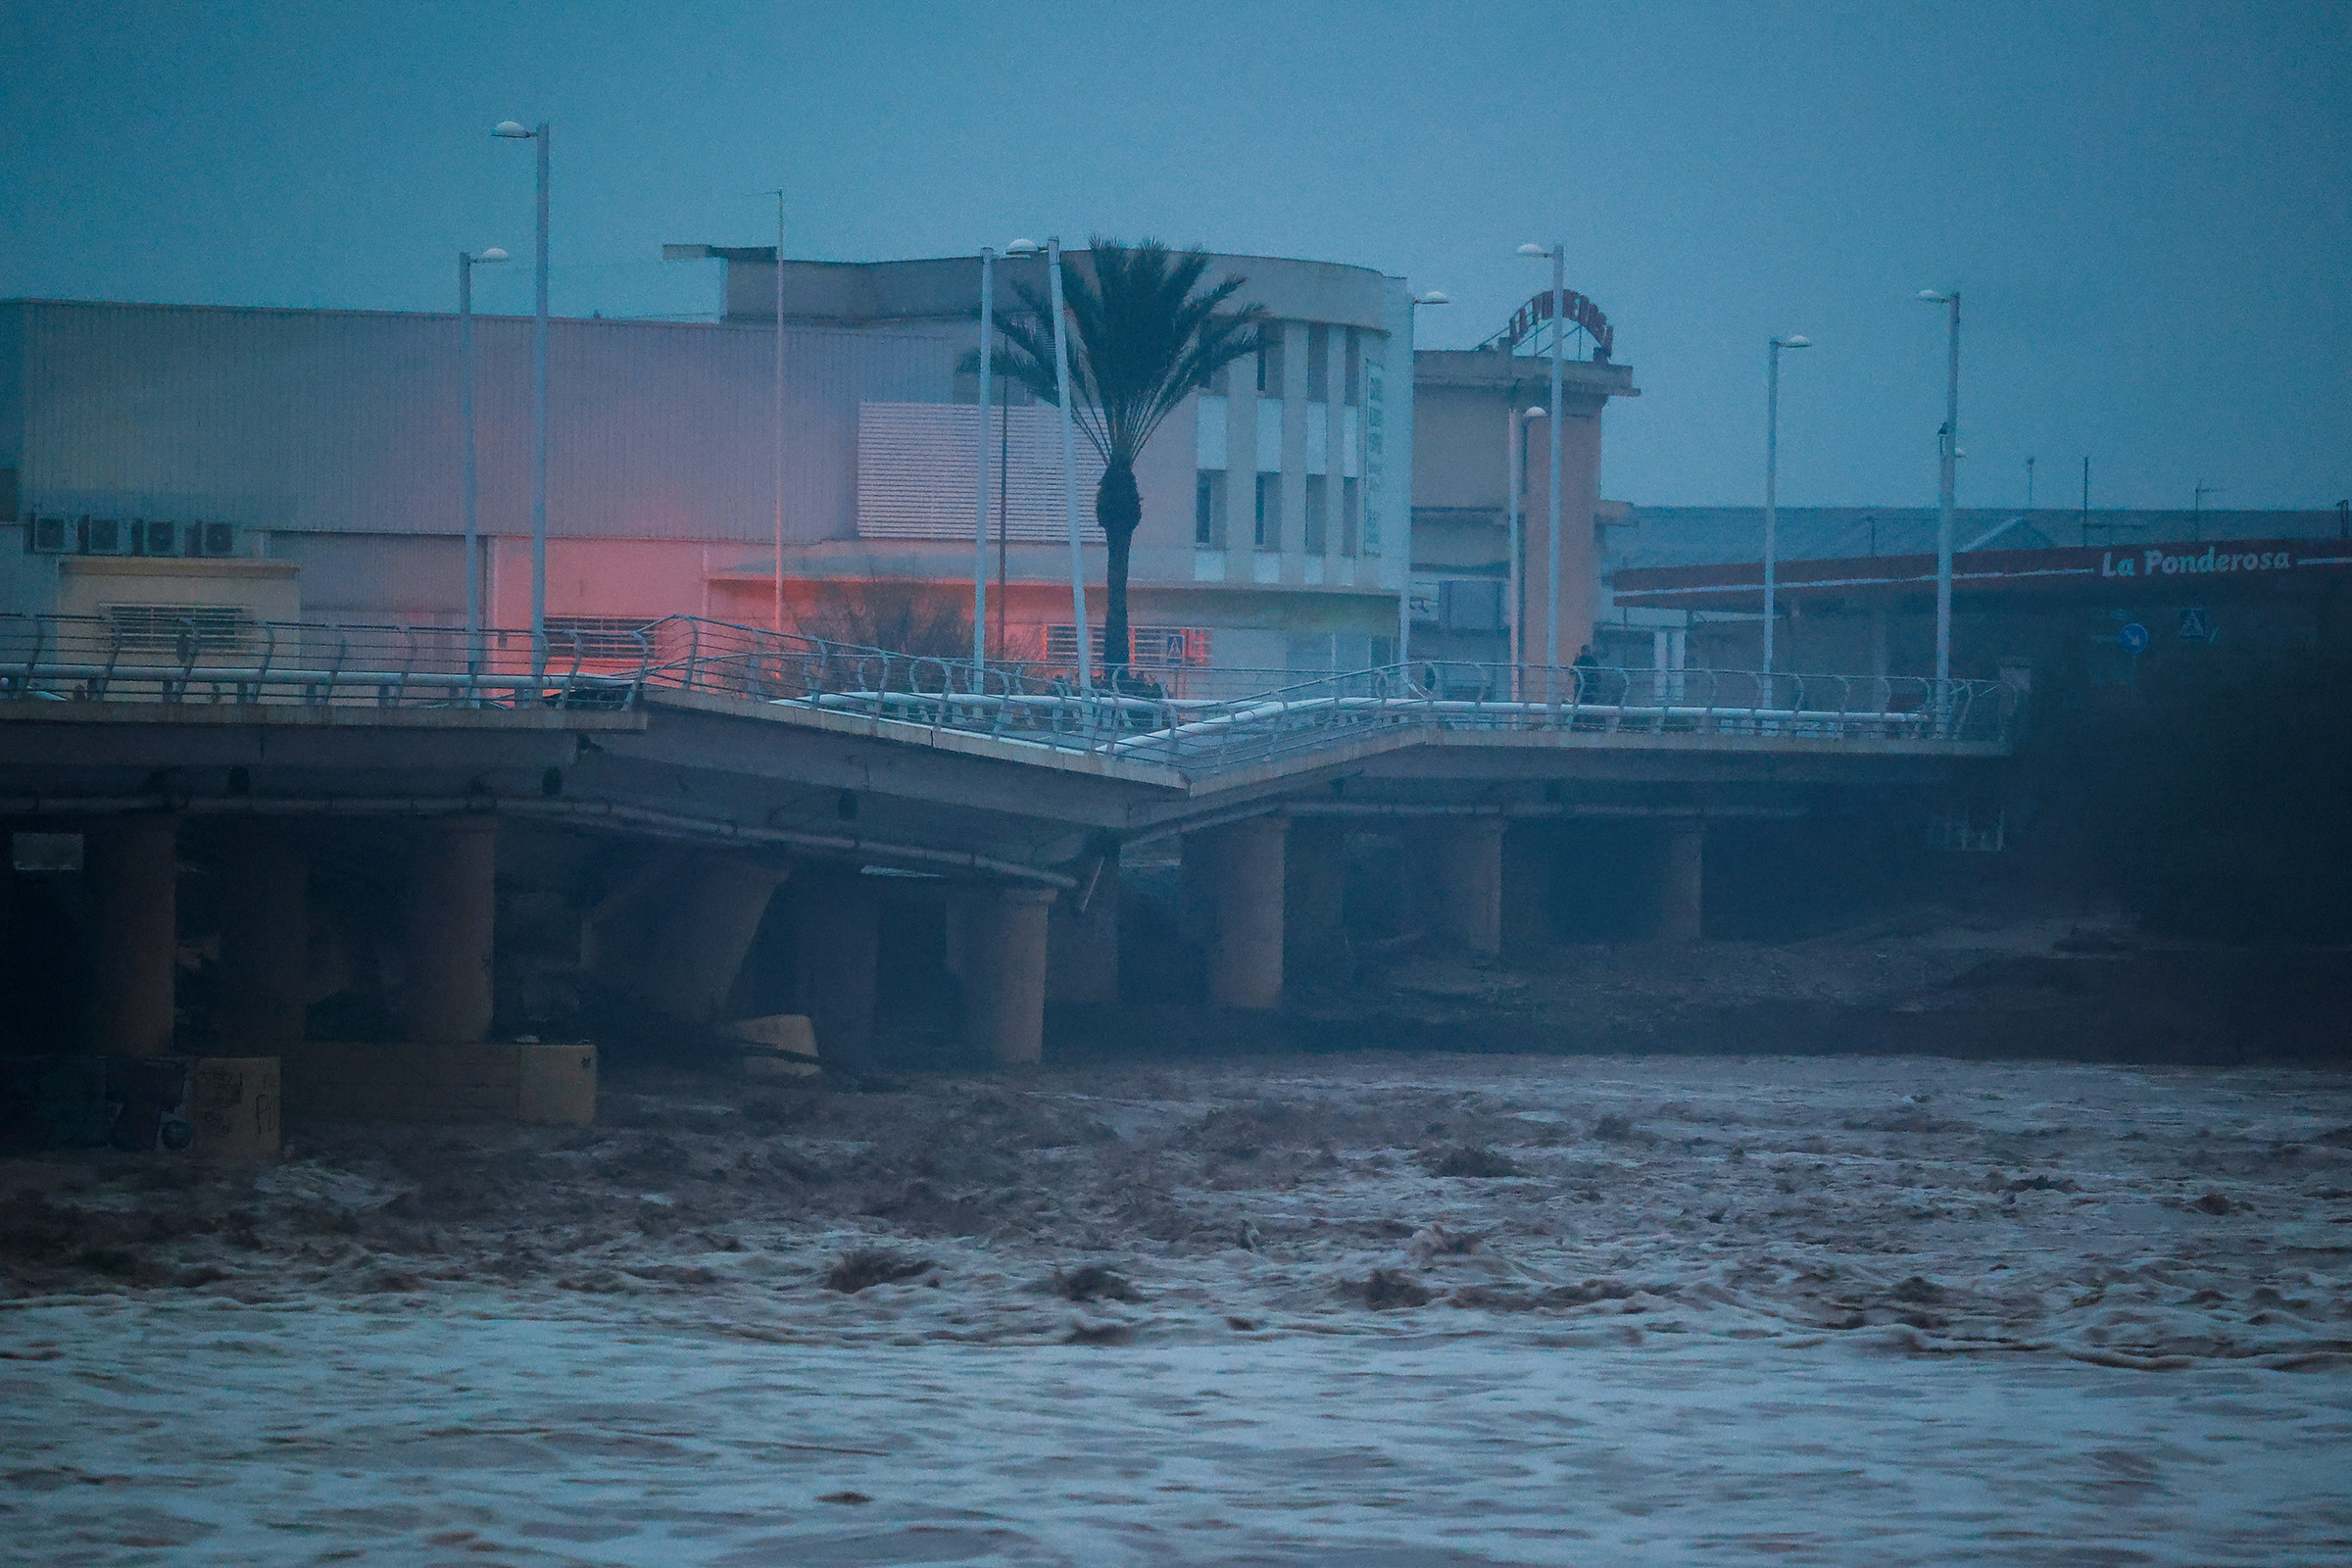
xmin=0 ymin=612 xmax=2014 ymax=1084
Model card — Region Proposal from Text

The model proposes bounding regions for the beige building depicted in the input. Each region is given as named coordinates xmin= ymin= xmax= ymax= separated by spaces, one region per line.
xmin=1407 ymin=335 xmax=1638 ymax=673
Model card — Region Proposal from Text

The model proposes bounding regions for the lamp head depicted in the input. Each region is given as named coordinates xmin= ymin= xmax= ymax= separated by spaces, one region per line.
xmin=1780 ymin=334 xmax=1811 ymax=348
xmin=478 ymin=247 xmax=510 ymax=264
xmin=1917 ymin=288 xmax=1951 ymax=303
xmin=1004 ymin=238 xmax=1042 ymax=256
xmin=492 ymin=121 xmax=534 ymax=139
xmin=1523 ymin=406 xmax=1548 ymax=420
xmin=1413 ymin=291 xmax=1450 ymax=306
xmin=1516 ymin=243 xmax=1551 ymax=259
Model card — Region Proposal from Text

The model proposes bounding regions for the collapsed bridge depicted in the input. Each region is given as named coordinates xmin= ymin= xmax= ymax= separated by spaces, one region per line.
xmin=1 ymin=611 xmax=2012 ymax=1092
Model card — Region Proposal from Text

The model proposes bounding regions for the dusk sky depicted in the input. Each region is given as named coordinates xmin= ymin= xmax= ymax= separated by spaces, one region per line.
xmin=5 ymin=0 xmax=2344 ymax=512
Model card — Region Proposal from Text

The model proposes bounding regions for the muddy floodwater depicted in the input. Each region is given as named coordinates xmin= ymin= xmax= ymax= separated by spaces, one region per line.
xmin=7 ymin=1051 xmax=2351 ymax=1564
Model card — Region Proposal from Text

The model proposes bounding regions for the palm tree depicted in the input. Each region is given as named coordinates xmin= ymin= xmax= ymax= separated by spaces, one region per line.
xmin=986 ymin=239 xmax=1262 ymax=681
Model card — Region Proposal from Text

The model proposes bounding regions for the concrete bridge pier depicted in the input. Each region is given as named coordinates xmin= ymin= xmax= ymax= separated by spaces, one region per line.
xmin=1194 ymin=816 xmax=1288 ymax=1009
xmin=625 ymin=855 xmax=792 ymax=1027
xmin=1425 ymin=818 xmax=1508 ymax=957
xmin=82 ymin=813 xmax=179 ymax=1056
xmin=1046 ymin=855 xmax=1119 ymax=1004
xmin=1501 ymin=822 xmax=1555 ymax=960
xmin=1283 ymin=819 xmax=1350 ymax=987
xmin=796 ymin=867 xmax=880 ymax=1061
xmin=216 ymin=825 xmax=309 ymax=1054
xmin=960 ymin=885 xmax=1055 ymax=1064
xmin=1655 ymin=820 xmax=1707 ymax=944
xmin=403 ymin=815 xmax=498 ymax=1043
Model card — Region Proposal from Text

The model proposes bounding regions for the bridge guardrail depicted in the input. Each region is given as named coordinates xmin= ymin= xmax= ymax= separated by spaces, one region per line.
xmin=0 ymin=612 xmax=2016 ymax=766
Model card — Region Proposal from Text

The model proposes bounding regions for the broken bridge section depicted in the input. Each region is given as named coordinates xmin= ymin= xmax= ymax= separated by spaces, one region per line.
xmin=0 ymin=612 xmax=2012 ymax=1107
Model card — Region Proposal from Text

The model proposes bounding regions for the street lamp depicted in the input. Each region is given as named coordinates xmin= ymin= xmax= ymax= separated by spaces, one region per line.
xmin=458 ymin=245 xmax=508 ymax=671
xmin=1519 ymin=242 xmax=1567 ymax=690
xmin=1918 ymin=288 xmax=1960 ymax=694
xmin=1507 ymin=405 xmax=1545 ymax=684
xmin=1005 ymin=237 xmax=1090 ymax=692
xmin=1396 ymin=287 xmax=1450 ymax=667
xmin=1763 ymin=333 xmax=1811 ymax=679
xmin=971 ymin=244 xmax=998 ymax=669
xmin=494 ymin=119 xmax=550 ymax=662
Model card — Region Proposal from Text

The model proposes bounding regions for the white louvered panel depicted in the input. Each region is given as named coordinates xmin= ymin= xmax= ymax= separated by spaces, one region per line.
xmin=1305 ymin=403 xmax=1328 ymax=475
xmin=1195 ymin=395 xmax=1228 ymax=470
xmin=1255 ymin=399 xmax=1284 ymax=472
xmin=857 ymin=402 xmax=1105 ymax=540
xmin=1341 ymin=407 xmax=1361 ymax=479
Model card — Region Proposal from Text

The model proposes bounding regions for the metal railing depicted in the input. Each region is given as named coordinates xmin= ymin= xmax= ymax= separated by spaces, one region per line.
xmin=0 ymin=613 xmax=646 ymax=710
xmin=0 ymin=612 xmax=2016 ymax=769
xmin=633 ymin=617 xmax=2016 ymax=770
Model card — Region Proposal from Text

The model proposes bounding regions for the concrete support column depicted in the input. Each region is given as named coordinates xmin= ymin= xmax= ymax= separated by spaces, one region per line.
xmin=1426 ymin=817 xmax=1507 ymax=956
xmin=403 ymin=816 xmax=497 ymax=1043
xmin=82 ymin=814 xmax=178 ymax=1056
xmin=1500 ymin=822 xmax=1554 ymax=961
xmin=1047 ymin=855 xmax=1119 ymax=1004
xmin=633 ymin=856 xmax=791 ymax=1026
xmin=797 ymin=868 xmax=879 ymax=1061
xmin=962 ymin=885 xmax=1055 ymax=1065
xmin=1197 ymin=816 xmax=1287 ymax=1010
xmin=1656 ymin=819 xmax=1706 ymax=945
xmin=1283 ymin=819 xmax=1350 ymax=987
xmin=216 ymin=825 xmax=308 ymax=1054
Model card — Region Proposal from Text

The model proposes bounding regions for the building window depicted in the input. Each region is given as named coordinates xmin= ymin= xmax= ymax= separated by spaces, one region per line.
xmin=1195 ymin=471 xmax=1228 ymax=547
xmin=1208 ymin=362 xmax=1231 ymax=396
xmin=1344 ymin=328 xmax=1361 ymax=407
xmin=1342 ymin=477 xmax=1360 ymax=556
xmin=1306 ymin=324 xmax=1329 ymax=401
xmin=1303 ymin=474 xmax=1328 ymax=556
xmin=1254 ymin=474 xmax=1281 ymax=550
xmin=1256 ymin=332 xmax=1284 ymax=397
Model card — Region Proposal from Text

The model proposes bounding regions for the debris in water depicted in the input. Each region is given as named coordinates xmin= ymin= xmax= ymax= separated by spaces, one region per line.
xmin=824 ymin=1250 xmax=936 ymax=1294
xmin=1349 ymin=1268 xmax=1433 ymax=1309
xmin=817 ymin=1491 xmax=871 ymax=1504
xmin=2191 ymin=1192 xmax=2232 ymax=1215
xmin=1052 ymin=1263 xmax=1141 ymax=1303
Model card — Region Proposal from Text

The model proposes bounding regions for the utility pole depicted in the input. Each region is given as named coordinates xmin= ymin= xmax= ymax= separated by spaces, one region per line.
xmin=1917 ymin=290 xmax=1960 ymax=692
xmin=2192 ymin=480 xmax=2221 ymax=540
xmin=2081 ymin=457 xmax=2090 ymax=547
xmin=2025 ymin=455 xmax=2034 ymax=511
xmin=769 ymin=192 xmax=786 ymax=634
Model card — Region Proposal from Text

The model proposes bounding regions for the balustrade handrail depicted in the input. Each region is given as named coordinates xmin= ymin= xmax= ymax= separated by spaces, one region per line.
xmin=0 ymin=611 xmax=2017 ymax=767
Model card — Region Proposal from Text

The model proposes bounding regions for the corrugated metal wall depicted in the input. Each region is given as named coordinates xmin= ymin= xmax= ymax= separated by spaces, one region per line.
xmin=857 ymin=403 xmax=1106 ymax=541
xmin=8 ymin=300 xmax=959 ymax=544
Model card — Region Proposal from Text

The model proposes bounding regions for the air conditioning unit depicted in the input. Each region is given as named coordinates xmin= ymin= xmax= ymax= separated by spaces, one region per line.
xmin=24 ymin=515 xmax=70 ymax=554
xmin=193 ymin=520 xmax=236 ymax=558
xmin=131 ymin=518 xmax=179 ymax=557
xmin=78 ymin=517 xmax=125 ymax=556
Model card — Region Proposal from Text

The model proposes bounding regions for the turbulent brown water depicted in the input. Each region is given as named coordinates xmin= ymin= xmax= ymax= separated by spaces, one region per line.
xmin=7 ymin=1047 xmax=2351 ymax=1564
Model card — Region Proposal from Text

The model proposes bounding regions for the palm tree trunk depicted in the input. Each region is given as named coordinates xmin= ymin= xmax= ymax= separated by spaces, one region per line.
xmin=1096 ymin=462 xmax=1142 ymax=679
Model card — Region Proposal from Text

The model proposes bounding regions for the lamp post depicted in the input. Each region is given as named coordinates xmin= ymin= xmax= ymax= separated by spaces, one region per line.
xmin=494 ymin=120 xmax=550 ymax=662
xmin=458 ymin=245 xmax=508 ymax=670
xmin=1395 ymin=289 xmax=1449 ymax=669
xmin=1518 ymin=243 xmax=1568 ymax=689
xmin=1007 ymin=238 xmax=1090 ymax=693
xmin=1918 ymin=289 xmax=1960 ymax=692
xmin=971 ymin=246 xmax=996 ymax=669
xmin=760 ymin=190 xmax=786 ymax=634
xmin=1506 ymin=404 xmax=1545 ymax=684
xmin=1762 ymin=333 xmax=1811 ymax=678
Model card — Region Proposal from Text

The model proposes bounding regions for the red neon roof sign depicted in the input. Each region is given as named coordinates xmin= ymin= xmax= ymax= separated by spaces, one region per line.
xmin=1502 ymin=287 xmax=1614 ymax=362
